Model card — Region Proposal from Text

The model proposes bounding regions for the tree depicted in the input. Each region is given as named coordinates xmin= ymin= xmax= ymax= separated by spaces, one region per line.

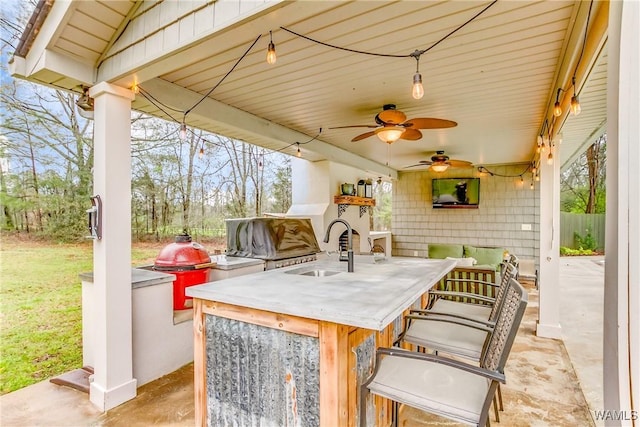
xmin=560 ymin=134 xmax=606 ymax=214
xmin=1 ymin=79 xmax=94 ymax=239
xmin=270 ymin=158 xmax=292 ymax=213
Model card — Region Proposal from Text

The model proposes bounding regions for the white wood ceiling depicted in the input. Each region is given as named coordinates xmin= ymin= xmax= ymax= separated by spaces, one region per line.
xmin=16 ymin=0 xmax=608 ymax=175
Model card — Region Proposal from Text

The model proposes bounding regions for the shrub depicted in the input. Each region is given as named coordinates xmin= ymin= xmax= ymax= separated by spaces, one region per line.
xmin=560 ymin=246 xmax=597 ymax=256
xmin=574 ymin=229 xmax=598 ymax=251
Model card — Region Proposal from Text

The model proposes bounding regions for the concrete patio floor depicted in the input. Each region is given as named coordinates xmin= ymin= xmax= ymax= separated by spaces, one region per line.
xmin=0 ymin=257 xmax=603 ymax=426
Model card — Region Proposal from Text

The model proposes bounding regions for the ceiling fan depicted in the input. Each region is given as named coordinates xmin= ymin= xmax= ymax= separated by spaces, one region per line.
xmin=331 ymin=104 xmax=457 ymax=144
xmin=404 ymin=151 xmax=473 ymax=172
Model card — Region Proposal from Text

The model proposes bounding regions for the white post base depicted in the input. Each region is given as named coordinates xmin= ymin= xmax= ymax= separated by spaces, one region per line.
xmin=536 ymin=322 xmax=562 ymax=339
xmin=90 ymin=378 xmax=137 ymax=411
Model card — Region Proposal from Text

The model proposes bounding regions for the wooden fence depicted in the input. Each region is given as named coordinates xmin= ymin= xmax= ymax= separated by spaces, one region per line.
xmin=560 ymin=212 xmax=605 ymax=250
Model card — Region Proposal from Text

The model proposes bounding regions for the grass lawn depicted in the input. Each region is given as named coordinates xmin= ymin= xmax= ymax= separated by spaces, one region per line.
xmin=0 ymin=239 xmax=168 ymax=395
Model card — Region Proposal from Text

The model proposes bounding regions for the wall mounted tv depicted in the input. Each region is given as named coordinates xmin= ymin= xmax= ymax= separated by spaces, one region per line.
xmin=432 ymin=178 xmax=480 ymax=209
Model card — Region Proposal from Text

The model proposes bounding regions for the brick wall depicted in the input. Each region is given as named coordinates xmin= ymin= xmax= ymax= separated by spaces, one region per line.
xmin=391 ymin=165 xmax=539 ymax=260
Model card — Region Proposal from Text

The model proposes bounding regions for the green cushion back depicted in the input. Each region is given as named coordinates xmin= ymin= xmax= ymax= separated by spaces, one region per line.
xmin=428 ymin=244 xmax=464 ymax=259
xmin=463 ymin=245 xmax=504 ymax=271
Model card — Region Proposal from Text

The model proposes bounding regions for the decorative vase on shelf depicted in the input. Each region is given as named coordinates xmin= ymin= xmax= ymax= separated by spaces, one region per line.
xmin=357 ymin=180 xmax=365 ymax=197
xmin=365 ymin=179 xmax=373 ymax=198
xmin=341 ymin=183 xmax=354 ymax=196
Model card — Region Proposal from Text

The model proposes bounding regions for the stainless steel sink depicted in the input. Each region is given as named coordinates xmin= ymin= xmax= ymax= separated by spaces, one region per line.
xmin=285 ymin=267 xmax=342 ymax=277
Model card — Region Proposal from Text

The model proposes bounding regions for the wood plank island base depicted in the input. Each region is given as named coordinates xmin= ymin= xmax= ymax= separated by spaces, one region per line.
xmin=187 ymin=256 xmax=456 ymax=427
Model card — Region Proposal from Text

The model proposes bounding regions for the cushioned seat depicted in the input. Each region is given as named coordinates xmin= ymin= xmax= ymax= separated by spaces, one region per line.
xmin=366 ymin=353 xmax=489 ymax=425
xmin=429 ymin=298 xmax=492 ymax=321
xmin=401 ymin=315 xmax=487 ymax=360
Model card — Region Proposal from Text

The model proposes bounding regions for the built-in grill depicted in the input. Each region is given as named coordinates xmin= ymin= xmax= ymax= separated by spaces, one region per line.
xmin=225 ymin=217 xmax=321 ymax=270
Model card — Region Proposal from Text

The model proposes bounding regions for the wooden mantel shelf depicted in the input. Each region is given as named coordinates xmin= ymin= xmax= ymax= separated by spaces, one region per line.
xmin=334 ymin=195 xmax=375 ymax=217
xmin=334 ymin=195 xmax=376 ymax=206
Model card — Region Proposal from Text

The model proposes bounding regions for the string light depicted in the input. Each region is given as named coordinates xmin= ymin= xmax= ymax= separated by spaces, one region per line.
xmin=530 ymin=181 xmax=534 ymax=190
xmin=296 ymin=143 xmax=301 ymax=158
xmin=198 ymin=139 xmax=205 ymax=159
xmin=410 ymin=50 xmax=424 ymax=100
xmin=553 ymin=88 xmax=562 ymax=117
xmin=266 ymin=31 xmax=276 ymax=65
xmin=179 ymin=121 xmax=187 ymax=140
xmin=547 ymin=151 xmax=554 ymax=165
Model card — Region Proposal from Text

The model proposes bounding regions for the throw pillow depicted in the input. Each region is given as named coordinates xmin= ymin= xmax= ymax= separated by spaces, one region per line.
xmin=463 ymin=246 xmax=504 ymax=271
xmin=428 ymin=244 xmax=464 ymax=259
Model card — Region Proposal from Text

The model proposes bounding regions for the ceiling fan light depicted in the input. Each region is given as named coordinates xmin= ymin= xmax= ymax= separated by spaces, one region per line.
xmin=430 ymin=163 xmax=449 ymax=172
xmin=412 ymin=72 xmax=424 ymax=100
xmin=375 ymin=126 xmax=405 ymax=144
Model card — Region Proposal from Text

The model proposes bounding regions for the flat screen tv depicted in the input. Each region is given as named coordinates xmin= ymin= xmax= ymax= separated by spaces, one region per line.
xmin=432 ymin=178 xmax=480 ymax=209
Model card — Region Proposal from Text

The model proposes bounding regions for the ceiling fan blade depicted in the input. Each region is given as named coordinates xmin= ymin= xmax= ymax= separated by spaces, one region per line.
xmin=399 ymin=128 xmax=422 ymax=141
xmin=329 ymin=125 xmax=378 ymax=129
xmin=404 ymin=163 xmax=431 ymax=169
xmin=378 ymin=109 xmax=406 ymax=124
xmin=351 ymin=131 xmax=376 ymax=142
xmin=404 ymin=118 xmax=458 ymax=129
xmin=448 ymin=159 xmax=474 ymax=168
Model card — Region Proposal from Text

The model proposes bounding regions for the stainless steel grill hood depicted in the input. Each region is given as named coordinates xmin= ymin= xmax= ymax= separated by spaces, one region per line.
xmin=226 ymin=217 xmax=321 ymax=260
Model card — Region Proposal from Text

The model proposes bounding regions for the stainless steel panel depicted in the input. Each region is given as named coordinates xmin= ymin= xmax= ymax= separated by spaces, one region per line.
xmin=226 ymin=217 xmax=320 ymax=260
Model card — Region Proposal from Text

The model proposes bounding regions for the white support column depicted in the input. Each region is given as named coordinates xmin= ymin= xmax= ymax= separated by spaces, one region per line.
xmin=88 ymin=82 xmax=137 ymax=411
xmin=536 ymin=145 xmax=562 ymax=339
xmin=604 ymin=1 xmax=639 ymax=421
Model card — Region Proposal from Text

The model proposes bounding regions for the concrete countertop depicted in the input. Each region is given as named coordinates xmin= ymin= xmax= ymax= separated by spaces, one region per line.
xmin=79 ymin=268 xmax=175 ymax=289
xmin=187 ymin=256 xmax=456 ymax=331
xmin=211 ymin=256 xmax=265 ymax=271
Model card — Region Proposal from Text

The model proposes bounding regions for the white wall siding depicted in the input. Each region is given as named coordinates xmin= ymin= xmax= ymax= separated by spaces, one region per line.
xmin=392 ymin=165 xmax=539 ymax=261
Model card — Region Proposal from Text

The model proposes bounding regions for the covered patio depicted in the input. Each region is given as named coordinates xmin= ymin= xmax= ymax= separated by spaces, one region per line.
xmin=7 ymin=0 xmax=638 ymax=424
xmin=0 ymin=257 xmax=603 ymax=426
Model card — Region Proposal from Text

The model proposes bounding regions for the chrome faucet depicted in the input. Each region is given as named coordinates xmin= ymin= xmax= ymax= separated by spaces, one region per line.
xmin=323 ymin=218 xmax=354 ymax=272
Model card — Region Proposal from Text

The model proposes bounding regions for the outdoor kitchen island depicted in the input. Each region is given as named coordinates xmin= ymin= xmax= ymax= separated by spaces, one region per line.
xmin=187 ymin=256 xmax=456 ymax=427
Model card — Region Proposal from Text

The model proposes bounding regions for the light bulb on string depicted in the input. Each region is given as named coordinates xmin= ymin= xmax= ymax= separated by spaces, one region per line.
xmin=547 ymin=151 xmax=554 ymax=165
xmin=179 ymin=121 xmax=187 ymax=140
xmin=570 ymin=76 xmax=581 ymax=115
xmin=535 ymin=174 xmax=540 ymax=182
xmin=410 ymin=50 xmax=424 ymax=100
xmin=296 ymin=143 xmax=301 ymax=158
xmin=530 ymin=181 xmax=534 ymax=190
xmin=570 ymin=95 xmax=581 ymax=115
xmin=553 ymin=88 xmax=562 ymax=117
xmin=266 ymin=31 xmax=276 ymax=65
xmin=198 ymin=147 xmax=204 ymax=159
